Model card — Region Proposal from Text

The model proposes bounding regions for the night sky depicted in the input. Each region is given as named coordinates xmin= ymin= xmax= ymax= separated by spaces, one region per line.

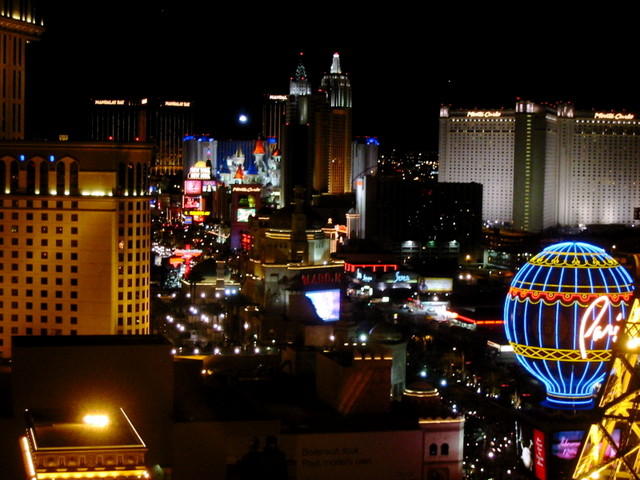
xmin=23 ymin=3 xmax=640 ymax=152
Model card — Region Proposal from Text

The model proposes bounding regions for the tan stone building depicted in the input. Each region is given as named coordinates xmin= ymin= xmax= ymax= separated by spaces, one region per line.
xmin=0 ymin=141 xmax=153 ymax=358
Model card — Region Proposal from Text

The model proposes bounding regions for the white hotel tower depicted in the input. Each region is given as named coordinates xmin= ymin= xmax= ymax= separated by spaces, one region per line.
xmin=439 ymin=101 xmax=640 ymax=232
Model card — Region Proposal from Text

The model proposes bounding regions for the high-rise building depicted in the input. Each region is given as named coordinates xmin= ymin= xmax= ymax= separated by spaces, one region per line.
xmin=0 ymin=141 xmax=153 ymax=358
xmin=320 ymin=53 xmax=353 ymax=195
xmin=0 ymin=0 xmax=44 ymax=140
xmin=281 ymin=54 xmax=316 ymax=205
xmin=355 ymin=174 xmax=482 ymax=260
xmin=261 ymin=93 xmax=287 ymax=145
xmin=352 ymin=136 xmax=379 ymax=187
xmin=89 ymin=97 xmax=194 ymax=177
xmin=439 ymin=101 xmax=640 ymax=231
xmin=438 ymin=105 xmax=516 ymax=227
xmin=281 ymin=52 xmax=354 ymax=204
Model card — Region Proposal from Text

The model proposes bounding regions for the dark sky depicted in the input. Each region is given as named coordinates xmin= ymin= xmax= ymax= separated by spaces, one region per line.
xmin=24 ymin=3 xmax=640 ymax=152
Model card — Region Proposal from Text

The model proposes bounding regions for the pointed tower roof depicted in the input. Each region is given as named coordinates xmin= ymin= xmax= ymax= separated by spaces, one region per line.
xmin=253 ymin=138 xmax=265 ymax=155
xmin=320 ymin=52 xmax=352 ymax=108
xmin=330 ymin=52 xmax=342 ymax=74
xmin=218 ymin=161 xmax=230 ymax=174
xmin=290 ymin=52 xmax=312 ymax=96
xmin=295 ymin=52 xmax=308 ymax=80
xmin=234 ymin=165 xmax=245 ymax=179
xmin=246 ymin=158 xmax=259 ymax=175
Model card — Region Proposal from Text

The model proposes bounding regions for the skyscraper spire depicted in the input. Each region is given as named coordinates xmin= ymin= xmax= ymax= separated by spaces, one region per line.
xmin=295 ymin=52 xmax=308 ymax=81
xmin=290 ymin=52 xmax=311 ymax=96
xmin=330 ymin=52 xmax=342 ymax=74
xmin=320 ymin=52 xmax=352 ymax=108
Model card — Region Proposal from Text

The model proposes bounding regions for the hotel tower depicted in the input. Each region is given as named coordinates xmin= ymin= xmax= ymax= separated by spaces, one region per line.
xmin=320 ymin=52 xmax=353 ymax=194
xmin=282 ymin=52 xmax=354 ymax=204
xmin=0 ymin=141 xmax=154 ymax=358
xmin=439 ymin=101 xmax=640 ymax=231
xmin=0 ymin=0 xmax=44 ymax=140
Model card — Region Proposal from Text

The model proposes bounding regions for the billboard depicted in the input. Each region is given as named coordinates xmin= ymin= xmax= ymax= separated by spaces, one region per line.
xmin=417 ymin=277 xmax=452 ymax=293
xmin=534 ymin=429 xmax=546 ymax=480
xmin=237 ymin=208 xmax=255 ymax=223
xmin=551 ymin=430 xmax=584 ymax=461
xmin=296 ymin=431 xmax=422 ymax=480
xmin=184 ymin=180 xmax=202 ymax=195
xmin=183 ymin=196 xmax=202 ymax=210
xmin=305 ymin=289 xmax=341 ymax=322
xmin=225 ymin=430 xmax=423 ymax=480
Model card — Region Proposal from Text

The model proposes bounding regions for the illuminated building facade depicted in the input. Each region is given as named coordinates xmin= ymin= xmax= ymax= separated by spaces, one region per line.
xmin=0 ymin=141 xmax=153 ymax=358
xmin=89 ymin=97 xmax=194 ymax=176
xmin=439 ymin=105 xmax=517 ymax=227
xmin=21 ymin=407 xmax=149 ymax=480
xmin=0 ymin=0 xmax=44 ymax=140
xmin=320 ymin=53 xmax=353 ymax=195
xmin=439 ymin=102 xmax=640 ymax=231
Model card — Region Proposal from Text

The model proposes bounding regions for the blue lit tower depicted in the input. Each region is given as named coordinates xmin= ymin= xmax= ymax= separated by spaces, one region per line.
xmin=0 ymin=0 xmax=44 ymax=139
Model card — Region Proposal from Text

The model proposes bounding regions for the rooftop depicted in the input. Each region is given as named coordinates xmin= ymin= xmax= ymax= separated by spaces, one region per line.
xmin=25 ymin=407 xmax=145 ymax=450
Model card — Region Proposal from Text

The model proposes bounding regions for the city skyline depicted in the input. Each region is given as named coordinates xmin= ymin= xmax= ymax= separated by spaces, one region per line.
xmin=24 ymin=3 xmax=640 ymax=152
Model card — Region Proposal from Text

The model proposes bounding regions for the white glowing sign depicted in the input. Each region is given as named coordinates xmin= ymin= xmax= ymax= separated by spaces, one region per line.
xmin=578 ymin=296 xmax=639 ymax=359
xmin=269 ymin=95 xmax=289 ymax=101
xmin=188 ymin=166 xmax=211 ymax=180
xmin=467 ymin=111 xmax=502 ymax=118
xmin=94 ymin=99 xmax=126 ymax=105
xmin=164 ymin=101 xmax=191 ymax=107
xmin=394 ymin=271 xmax=411 ymax=283
xmin=594 ymin=112 xmax=635 ymax=120
xmin=355 ymin=268 xmax=374 ymax=283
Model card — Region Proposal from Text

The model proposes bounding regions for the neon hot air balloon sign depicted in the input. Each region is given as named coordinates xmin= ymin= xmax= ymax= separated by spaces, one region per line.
xmin=504 ymin=242 xmax=635 ymax=409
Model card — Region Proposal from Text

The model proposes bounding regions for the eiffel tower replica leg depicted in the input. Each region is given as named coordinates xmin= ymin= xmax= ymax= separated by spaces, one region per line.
xmin=573 ymin=299 xmax=640 ymax=479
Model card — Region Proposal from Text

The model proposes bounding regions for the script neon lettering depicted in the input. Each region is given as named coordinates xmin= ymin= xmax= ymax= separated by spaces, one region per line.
xmin=356 ymin=268 xmax=373 ymax=282
xmin=232 ymin=186 xmax=262 ymax=193
xmin=467 ymin=111 xmax=502 ymax=118
xmin=594 ymin=112 xmax=635 ymax=120
xmin=578 ymin=296 xmax=624 ymax=359
xmin=394 ymin=271 xmax=411 ymax=283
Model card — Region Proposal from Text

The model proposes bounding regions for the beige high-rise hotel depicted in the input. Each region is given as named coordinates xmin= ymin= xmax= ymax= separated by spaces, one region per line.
xmin=0 ymin=141 xmax=153 ymax=358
